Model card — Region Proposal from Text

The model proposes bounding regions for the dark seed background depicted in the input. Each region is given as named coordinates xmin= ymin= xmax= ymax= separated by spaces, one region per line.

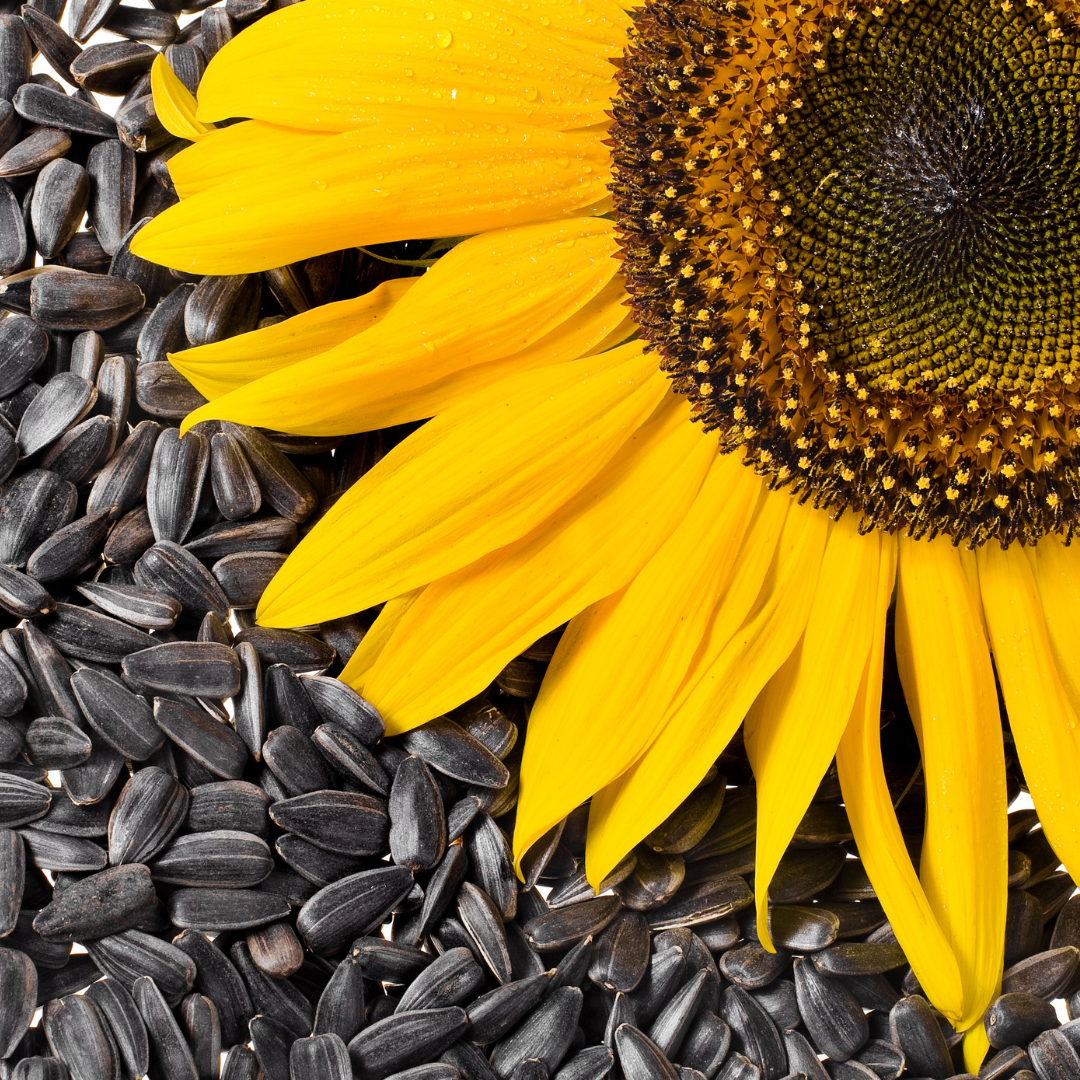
xmin=0 ymin=1 xmax=1077 ymax=1079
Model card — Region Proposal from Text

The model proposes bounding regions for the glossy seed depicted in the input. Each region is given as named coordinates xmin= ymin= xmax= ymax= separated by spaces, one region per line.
xmin=458 ymin=880 xmax=512 ymax=984
xmin=146 ymin=426 xmax=209 ymax=545
xmin=389 ymin=754 xmax=447 ymax=871
xmin=85 ymin=978 xmax=149 ymax=1080
xmin=40 ymin=416 xmax=115 ymax=485
xmin=135 ymin=362 xmax=207 ymax=419
xmin=186 ymin=515 xmax=297 ymax=558
xmin=0 ymin=944 xmax=36 ymax=1058
xmin=41 ymin=993 xmax=117 ymax=1080
xmin=22 ymin=716 xmax=90 ymax=769
xmin=401 ymin=717 xmax=509 ymax=789
xmin=296 ymin=864 xmax=414 ymax=955
xmin=0 ymin=315 xmax=47 ymax=397
xmin=589 ymin=909 xmax=651 ymax=992
xmin=168 ymin=887 xmax=291 ymax=932
xmin=812 ymin=943 xmax=907 ymax=976
xmin=313 ymin=723 xmax=391 ymax=795
xmin=555 ymin=1047 xmax=615 ymax=1080
xmin=133 ymin=540 xmax=230 ymax=622
xmin=270 ymin=789 xmax=388 ymax=856
xmin=87 ymin=420 xmax=161 ymax=519
xmin=235 ymin=626 xmax=335 ymax=673
xmin=618 ymin=849 xmax=686 ymax=912
xmin=67 ymin=667 xmax=157 ymax=760
xmin=291 ymin=1033 xmax=352 ymax=1080
xmin=263 ymin=724 xmax=335 ymax=795
xmin=792 ymin=957 xmax=867 ymax=1061
xmin=221 ymin=422 xmax=316 ymax=522
xmin=1002 ymin=948 xmax=1080 ymax=1000
xmin=0 ymin=470 xmax=76 ymax=569
xmin=186 ymin=779 xmax=269 ymax=837
xmin=84 ymin=139 xmax=135 ymax=256
xmin=132 ymin=975 xmax=198 ymax=1080
xmin=75 ymin=581 xmax=180 ymax=630
xmin=985 ymin=993 xmax=1059 ymax=1050
xmin=1029 ymin=1030 xmax=1080 ymax=1080
xmin=88 ymin=928 xmax=195 ymax=1007
xmin=31 ymin=158 xmax=89 ymax=259
xmin=27 ymin=510 xmax=112 ymax=583
xmin=123 ymin=641 xmax=240 ymax=697
xmin=212 ymin=550 xmax=287 ymax=608
xmin=150 ymin=828 xmax=272 ymax=889
xmin=0 ymin=772 xmax=51 ymax=826
xmin=718 ymin=986 xmax=786 ymax=1080
xmin=172 ymin=929 xmax=253 ymax=1048
xmin=17 ymin=370 xmax=95 ymax=456
xmin=301 ymin=674 xmax=383 ymax=742
xmin=465 ymin=811 xmax=518 ymax=921
xmin=13 ymin=83 xmax=116 ymax=137
xmin=614 ymin=1025 xmax=679 ymax=1080
xmin=646 ymin=776 xmax=727 ymax=855
xmin=467 ymin=972 xmax=553 ymax=1046
xmin=38 ymin=602 xmax=154 ymax=662
xmin=347 ymin=1008 xmax=469 ymax=1080
xmin=648 ymin=876 xmax=753 ymax=930
xmin=676 ymin=1012 xmax=731 ymax=1080
xmin=153 ymin=697 xmax=248 ymax=778
xmin=108 ymin=765 xmax=187 ymax=864
xmin=30 ymin=269 xmax=142 ymax=332
xmin=888 ymin=996 xmax=953 ymax=1080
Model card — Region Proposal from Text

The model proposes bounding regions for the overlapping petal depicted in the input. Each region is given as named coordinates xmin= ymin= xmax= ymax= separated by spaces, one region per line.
xmin=151 ymin=55 xmax=213 ymax=142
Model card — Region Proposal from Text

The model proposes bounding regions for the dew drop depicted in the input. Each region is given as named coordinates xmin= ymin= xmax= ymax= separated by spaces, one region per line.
xmin=539 ymin=13 xmax=549 ymax=24
xmin=462 ymin=8 xmax=472 ymax=16
xmin=524 ymin=87 xmax=538 ymax=101
xmin=436 ymin=29 xmax=453 ymax=46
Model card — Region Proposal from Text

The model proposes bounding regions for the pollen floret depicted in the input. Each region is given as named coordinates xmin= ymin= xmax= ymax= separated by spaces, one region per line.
xmin=609 ymin=0 xmax=1080 ymax=545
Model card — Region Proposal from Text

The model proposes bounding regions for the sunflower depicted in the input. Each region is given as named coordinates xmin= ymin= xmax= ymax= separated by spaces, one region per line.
xmin=132 ymin=0 xmax=1080 ymax=1046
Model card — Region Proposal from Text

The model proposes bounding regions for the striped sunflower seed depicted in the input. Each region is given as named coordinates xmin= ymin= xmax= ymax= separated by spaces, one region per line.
xmin=133 ymin=540 xmax=230 ymax=622
xmin=179 ymin=993 xmax=221 ymax=1080
xmin=296 ymin=864 xmax=414 ymax=955
xmin=85 ymin=140 xmax=135 ymax=257
xmin=649 ymin=970 xmax=710 ymax=1060
xmin=401 ymin=717 xmax=510 ymax=789
xmin=646 ymin=776 xmax=727 ymax=855
xmin=301 ymin=674 xmax=383 ymax=742
xmin=291 ymin=1033 xmax=352 ymax=1080
xmin=136 ymin=282 xmax=192 ymax=366
xmin=647 ymin=875 xmax=753 ymax=930
xmin=263 ymin=724 xmax=335 ymax=795
xmin=123 ymin=641 xmax=240 ymax=698
xmin=347 ymin=1009 xmax=469 ymax=1080
xmin=313 ymin=953 xmax=366 ymax=1043
xmin=37 ymin=602 xmax=153 ymax=662
xmin=792 ymin=957 xmax=867 ymax=1061
xmin=84 ymin=978 xmax=149 ymax=1080
xmin=351 ymin=935 xmax=433 ymax=982
xmin=186 ymin=779 xmax=269 ymax=836
xmin=69 ymin=667 xmax=160 ymax=760
xmin=235 ymin=626 xmax=335 ymax=673
xmin=27 ymin=510 xmax=113 ymax=583
xmin=555 ymin=1047 xmax=615 ymax=1080
xmin=618 ymin=849 xmax=686 ymax=912
xmin=0 ymin=315 xmax=47 ymax=397
xmin=150 ymin=829 xmax=272 ymax=888
xmin=75 ymin=581 xmax=181 ymax=630
xmin=209 ymin=431 xmax=262 ymax=520
xmin=0 ymin=826 xmax=23 ymax=935
xmin=30 ymin=158 xmax=89 ymax=260
xmin=69 ymin=40 xmax=154 ymax=95
xmin=0 ymin=772 xmax=51 ymax=827
xmin=274 ymin=833 xmax=369 ymax=888
xmin=1029 ymin=1030 xmax=1080 ymax=1080
xmin=171 ymin=929 xmax=253 ymax=1048
xmin=23 ymin=716 xmax=91 ymax=770
xmin=232 ymin=940 xmax=314 ymax=1036
xmin=489 ymin=985 xmax=584 ymax=1078
xmin=1002 ymin=948 xmax=1080 ymax=1000
xmin=0 ymin=470 xmax=77 ymax=569
xmin=135 ymin=362 xmax=207 ymax=419
xmin=133 ymin=974 xmax=199 ymax=1080
xmin=167 ymin=888 xmax=291 ymax=932
xmin=396 ymin=946 xmax=484 ymax=1014
xmin=152 ymin=696 xmax=247 ymax=778
xmin=18 ymin=827 xmax=106 ymax=871
xmin=29 ymin=269 xmax=142 ymax=332
xmin=40 ymin=416 xmax=116 ymax=486
xmin=467 ymin=972 xmax=553 ymax=1046
xmin=458 ymin=880 xmax=512 ymax=984
xmin=41 ymin=993 xmax=119 ymax=1080
xmin=16 ymin=370 xmax=95 ymax=457
xmin=270 ymin=789 xmax=388 ymax=856
xmin=749 ymin=981 xmax=799 ymax=1032
xmin=812 ymin=943 xmax=907 ymax=976
xmin=86 ymin=420 xmax=161 ymax=520
xmin=146 ymin=426 xmax=209 ymax=545
xmin=888 ymin=996 xmax=953 ymax=1080
xmin=719 ymin=943 xmax=790 ymax=992
xmin=676 ymin=1011 xmax=731 ymax=1080
xmin=628 ymin=946 xmax=687 ymax=1029
xmin=102 ymin=5 xmax=178 ymax=43
xmin=614 ymin=1025 xmax=679 ymax=1080
xmin=313 ymin=723 xmax=391 ymax=794
xmin=0 ymin=945 xmax=36 ymax=1059
xmin=390 ymin=754 xmax=447 ymax=871
xmin=852 ymin=1039 xmax=905 ymax=1080
xmin=464 ymin=812 xmax=517 ymax=921
xmin=221 ymin=422 xmax=317 ymax=523
xmin=212 ymin=550 xmax=287 ymax=609
xmin=718 ymin=986 xmax=787 ymax=1080
xmin=108 ymin=765 xmax=187 ymax=864
xmin=590 ymin=910 xmax=651 ymax=993
xmin=221 ymin=1043 xmax=261 ymax=1080
xmin=186 ymin=516 xmax=297 ymax=558
xmin=88 ymin=929 xmax=195 ymax=1006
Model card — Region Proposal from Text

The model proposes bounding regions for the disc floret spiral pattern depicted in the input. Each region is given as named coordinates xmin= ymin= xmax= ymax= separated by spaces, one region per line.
xmin=609 ymin=0 xmax=1080 ymax=545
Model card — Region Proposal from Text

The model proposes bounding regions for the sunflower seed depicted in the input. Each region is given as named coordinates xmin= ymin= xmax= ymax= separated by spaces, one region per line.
xmin=296 ymin=864 xmax=414 ymax=955
xmin=74 ymin=582 xmax=177 ymax=631
xmin=134 ymin=540 xmax=230 ymax=622
xmin=135 ymin=361 xmax=207 ymax=418
xmin=441 ymin=1039 xmax=501 ymax=1080
xmin=624 ymin=946 xmax=685 ymax=1031
xmin=29 ymin=270 xmax=141 ymax=333
xmin=212 ymin=550 xmax=287 ymax=608
xmin=0 ymin=470 xmax=76 ymax=570
xmin=84 ymin=978 xmax=149 ymax=1080
xmin=1003 ymin=948 xmax=1080 ymax=1000
xmin=121 ymin=642 xmax=237 ymax=700
xmin=81 ymin=140 xmax=136 ymax=259
xmin=183 ymin=273 xmax=260 ymax=347
xmin=20 ymin=825 xmax=107 ymax=870
xmin=219 ymin=422 xmax=316 ymax=522
xmin=41 ymin=993 xmax=118 ymax=1080
xmin=400 ymin=717 xmax=509 ymax=789
xmin=464 ymin=811 xmax=517 ymax=920
xmin=145 ymin=426 xmax=209 ymax=545
xmin=38 ymin=416 xmax=113 ymax=485
xmin=108 ymin=765 xmax=187 ymax=864
xmin=87 ymin=928 xmax=194 ymax=1006
xmin=172 ymin=929 xmax=253 ymax=1047
xmin=1029 ymin=1030 xmax=1080 ymax=1080
xmin=150 ymin=829 xmax=272 ymax=890
xmin=393 ymin=946 xmax=483 ymax=1015
xmin=136 ymin=281 xmax=191 ymax=365
xmin=205 ymin=430 xmax=261 ymax=520
xmin=69 ymin=40 xmax=154 ymax=95
xmin=285 ymin=1033 xmax=350 ymax=1080
xmin=131 ymin=975 xmax=198 ymax=1080
xmin=718 ymin=987 xmax=786 ymax=1080
xmin=0 ymin=315 xmax=46 ymax=398
xmin=31 ymin=159 xmax=88 ymax=260
xmin=242 ymin=920 xmax=303 ymax=981
xmin=555 ymin=1047 xmax=615 ymax=1080
xmin=811 ymin=942 xmax=907 ymax=976
xmin=646 ymin=776 xmax=727 ymax=855
xmin=0 ymin=772 xmax=50 ymax=826
xmin=719 ymin=943 xmax=789 ymax=991
xmin=33 ymin=862 xmax=154 ymax=941
xmin=274 ymin=833 xmax=369 ymax=887
xmin=168 ymin=887 xmax=291 ymax=931
xmin=791 ymin=957 xmax=867 ymax=1061
xmin=87 ymin=420 xmax=160 ymax=519
xmin=262 ymin=724 xmax=333 ymax=795
xmin=185 ymin=779 xmax=269 ymax=837
xmin=153 ymin=697 xmax=248 ymax=777
xmin=588 ymin=909 xmax=650 ymax=992
xmin=177 ymin=993 xmax=220 ymax=1080
xmin=0 ymin=16 xmax=32 ymax=101
xmin=222 ymin=1045 xmax=261 ymax=1080
xmin=23 ymin=716 xmax=90 ymax=769
xmin=0 ymin=566 xmax=50 ymax=623
xmin=67 ymin=668 xmax=154 ymax=759
xmin=308 ymin=952 xmax=366 ymax=1044
xmin=15 ymin=370 xmax=93 ymax=457
xmin=0 ymin=827 xmax=21 ymax=936
xmin=187 ymin=516 xmax=297 ymax=558
xmin=103 ymin=5 xmax=178 ymax=44
xmin=648 ymin=875 xmax=753 ymax=931
xmin=887 ymin=996 xmax=953 ymax=1080
xmin=270 ymin=788 xmax=388 ymax=857
xmin=618 ymin=849 xmax=686 ymax=912
xmin=614 ymin=1025 xmax=679 ymax=1080
xmin=0 ymin=944 xmax=35 ymax=1059
xmin=39 ymin=603 xmax=155 ymax=663
xmin=983 ymin=993 xmax=1057 ymax=1050
xmin=26 ymin=510 xmax=110 ymax=583
xmin=749 ymin=981 xmax=799 ymax=1032
xmin=298 ymin=673 xmax=382 ymax=741
xmin=313 ymin=723 xmax=390 ymax=794
xmin=465 ymin=971 xmax=552 ymax=1045
xmin=236 ymin=626 xmax=334 ymax=673
xmin=454 ymin=881 xmax=508 ymax=983
xmin=21 ymin=7 xmax=80 ymax=87
xmin=351 ymin=935 xmax=433 ymax=983
xmin=230 ymin=941 xmax=313 ymax=1037
xmin=0 ymin=129 xmax=71 ymax=181
xmin=676 ymin=1012 xmax=731 ymax=1080
xmin=387 ymin=754 xmax=446 ymax=870
xmin=346 ymin=1009 xmax=470 ymax=1080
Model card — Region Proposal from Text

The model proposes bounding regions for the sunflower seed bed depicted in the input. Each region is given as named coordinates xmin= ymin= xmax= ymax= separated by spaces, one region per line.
xmin=0 ymin=1 xmax=1078 ymax=1079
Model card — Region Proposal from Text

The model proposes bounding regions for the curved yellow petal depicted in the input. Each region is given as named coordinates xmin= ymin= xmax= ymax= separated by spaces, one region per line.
xmin=982 ymin=541 xmax=1080 ymax=890
xmin=514 ymin=452 xmax=762 ymax=868
xmin=151 ymin=54 xmax=213 ymax=142
xmin=896 ymin=535 xmax=1006 ymax=1030
xmin=583 ymin=492 xmax=829 ymax=886
xmin=339 ymin=590 xmax=423 ymax=687
xmin=196 ymin=0 xmax=630 ymax=134
xmin=257 ymin=344 xmax=667 ymax=627
xmin=130 ymin=118 xmax=611 ymax=274
xmin=835 ymin=542 xmax=965 ymax=1024
xmin=743 ymin=517 xmax=888 ymax=952
xmin=963 ymin=1010 xmax=994 ymax=1075
xmin=176 ymin=219 xmax=622 ymax=432
xmin=359 ymin=393 xmax=715 ymax=733
xmin=172 ymin=277 xmax=416 ymax=401
xmin=1027 ymin=538 xmax=1080 ymax=718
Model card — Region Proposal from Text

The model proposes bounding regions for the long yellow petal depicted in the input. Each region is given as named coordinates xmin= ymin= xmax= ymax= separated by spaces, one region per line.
xmin=339 ymin=590 xmax=423 ymax=687
xmin=583 ymin=493 xmax=829 ymax=885
xmin=514 ymin=453 xmax=762 ymax=867
xmin=195 ymin=0 xmax=630 ymax=134
xmin=895 ymin=535 xmax=1006 ymax=1030
xmin=743 ymin=517 xmax=887 ymax=951
xmin=1027 ymin=538 xmax=1080 ymax=718
xmin=172 ymin=277 xmax=416 ymax=401
xmin=835 ymin=543 xmax=965 ymax=1023
xmin=176 ymin=219 xmax=622 ymax=432
xmin=129 ymin=118 xmax=611 ymax=274
xmin=359 ymin=393 xmax=716 ymax=733
xmin=257 ymin=344 xmax=667 ymax=627
xmin=151 ymin=55 xmax=213 ymax=141
xmin=981 ymin=542 xmax=1080 ymax=890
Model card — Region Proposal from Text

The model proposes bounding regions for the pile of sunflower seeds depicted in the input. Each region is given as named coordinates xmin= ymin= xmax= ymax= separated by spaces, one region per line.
xmin=3 ymin=0 xmax=1080 ymax=1078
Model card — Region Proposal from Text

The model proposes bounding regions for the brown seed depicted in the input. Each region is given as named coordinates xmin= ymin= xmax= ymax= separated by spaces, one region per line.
xmin=247 ymin=920 xmax=304 ymax=978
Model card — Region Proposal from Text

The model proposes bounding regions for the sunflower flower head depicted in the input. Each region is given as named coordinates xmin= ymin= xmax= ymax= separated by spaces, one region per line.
xmin=133 ymin=0 xmax=1080 ymax=1047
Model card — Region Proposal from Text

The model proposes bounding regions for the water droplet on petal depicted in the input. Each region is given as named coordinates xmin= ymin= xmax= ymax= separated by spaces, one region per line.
xmin=524 ymin=87 xmax=538 ymax=101
xmin=436 ymin=29 xmax=453 ymax=46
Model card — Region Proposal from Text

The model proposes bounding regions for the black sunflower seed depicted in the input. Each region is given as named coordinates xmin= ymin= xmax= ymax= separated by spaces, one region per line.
xmin=168 ymin=887 xmax=291 ymax=932
xmin=235 ymin=626 xmax=335 ymax=673
xmin=312 ymin=952 xmax=366 ymax=1043
xmin=31 ymin=158 xmax=89 ymax=260
xmin=0 ymin=772 xmax=51 ymax=826
xmin=29 ymin=269 xmax=142 ymax=332
xmin=301 ymin=673 xmax=383 ymax=741
xmin=348 ymin=1008 xmax=470 ymax=1080
xmin=16 ymin=370 xmax=95 ymax=456
xmin=75 ymin=581 xmax=181 ymax=630
xmin=0 ymin=565 xmax=50 ymax=622
xmin=222 ymin=1045 xmax=261 ymax=1080
xmin=40 ymin=416 xmax=115 ymax=486
xmin=263 ymin=724 xmax=335 ymax=795
xmin=0 ymin=650 xmax=27 ymax=716
xmin=108 ymin=765 xmax=187 ymax=864
xmin=614 ymin=1025 xmax=679 ymax=1080
xmin=676 ymin=1011 xmax=731 ymax=1079
xmin=290 ymin=1033 xmax=353 ymax=1080
xmin=0 ymin=944 xmax=36 ymax=1059
xmin=648 ymin=876 xmax=753 ymax=931
xmin=70 ymin=40 xmax=154 ymax=95
xmin=313 ymin=723 xmax=391 ymax=794
xmin=41 ymin=993 xmax=118 ymax=1080
xmin=221 ymin=422 xmax=317 ymax=523
xmin=270 ymin=789 xmax=389 ymax=857
xmin=457 ymin=880 xmax=511 ymax=984
xmin=0 ymin=470 xmax=75 ymax=569
xmin=33 ymin=862 xmax=155 ymax=941
xmin=178 ymin=992 xmax=221 ymax=1080
xmin=441 ymin=1040 xmax=500 ymax=1080
xmin=718 ymin=941 xmax=789 ymax=991
xmin=123 ymin=641 xmax=240 ymax=697
xmin=852 ymin=1039 xmax=905 ymax=1080
xmin=212 ymin=550 xmax=287 ymax=608
xmin=274 ymin=833 xmax=369 ymax=887
xmin=136 ymin=282 xmax=191 ymax=366
xmin=0 ymin=129 xmax=72 ymax=181
xmin=0 ymin=315 xmax=47 ymax=398
xmin=146 ymin=426 xmax=209 ymax=545
xmin=589 ymin=909 xmax=651 ymax=993
xmin=467 ymin=972 xmax=553 ymax=1046
xmin=0 ymin=179 xmax=23 ymax=274
xmin=1029 ymin=1030 xmax=1080 ymax=1080
xmin=888 ymin=996 xmax=953 ymax=1080
xmin=1002 ymin=948 xmax=1080 ymax=1000
xmin=618 ymin=850 xmax=686 ymax=912
xmin=649 ymin=970 xmax=710 ymax=1059
xmin=718 ymin=986 xmax=786 ymax=1080
xmin=27 ymin=509 xmax=112 ymax=583
xmin=84 ymin=139 xmax=135 ymax=257
xmin=102 ymin=4 xmax=178 ymax=42
xmin=351 ymin=935 xmax=433 ymax=982
xmin=132 ymin=974 xmax=199 ymax=1080
xmin=20 ymin=825 xmax=107 ymax=870
xmin=134 ymin=539 xmax=230 ymax=621
xmin=88 ymin=928 xmax=195 ymax=1006
xmin=0 ymin=826 xmax=22 ymax=935
xmin=184 ymin=274 xmax=261 ymax=347
xmin=490 ymin=986 xmax=583 ymax=1078
xmin=187 ymin=516 xmax=297 ymax=558
xmin=750 ymin=980 xmax=799 ymax=1032
xmin=69 ymin=667 xmax=159 ymax=760
xmin=812 ymin=943 xmax=907 ymax=976
xmin=208 ymin=430 xmax=261 ymax=520
xmin=23 ymin=716 xmax=91 ymax=769
xmin=401 ymin=717 xmax=510 ymax=789
xmin=465 ymin=811 xmax=517 ymax=921
xmin=390 ymin=754 xmax=447 ymax=871
xmin=38 ymin=602 xmax=154 ymax=662
xmin=396 ymin=946 xmax=484 ymax=1014
xmin=556 ymin=1047 xmax=615 ymax=1080
xmin=152 ymin=696 xmax=247 ymax=778
xmin=296 ymin=864 xmax=414 ymax=955
xmin=86 ymin=420 xmax=160 ymax=519
xmin=151 ymin=829 xmax=272 ymax=888
xmin=792 ymin=957 xmax=867 ymax=1061
xmin=186 ymin=779 xmax=269 ymax=836
xmin=172 ymin=929 xmax=253 ymax=1047
xmin=84 ymin=978 xmax=150 ymax=1080
xmin=627 ymin=947 xmax=687 ymax=1030
xmin=230 ymin=941 xmax=313 ymax=1038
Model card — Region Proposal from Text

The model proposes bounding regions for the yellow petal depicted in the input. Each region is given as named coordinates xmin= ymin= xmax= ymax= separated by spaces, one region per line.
xmin=257 ymin=344 xmax=667 ymax=627
xmin=896 ymin=535 xmax=1007 ymax=1030
xmin=151 ymin=54 xmax=213 ymax=142
xmin=743 ymin=517 xmax=888 ymax=951
xmin=360 ymin=392 xmax=715 ymax=733
xmin=1026 ymin=538 xmax=1080 ymax=718
xmin=129 ymin=118 xmax=611 ymax=274
xmin=514 ymin=453 xmax=763 ymax=867
xmin=963 ymin=1011 xmax=994 ymax=1075
xmin=176 ymin=219 xmax=622 ymax=432
xmin=981 ymin=541 xmax=1080 ymax=891
xmin=195 ymin=0 xmax=630 ymax=134
xmin=172 ymin=277 xmax=416 ymax=402
xmin=339 ymin=590 xmax=423 ymax=687
xmin=835 ymin=542 xmax=965 ymax=1023
xmin=583 ymin=493 xmax=829 ymax=885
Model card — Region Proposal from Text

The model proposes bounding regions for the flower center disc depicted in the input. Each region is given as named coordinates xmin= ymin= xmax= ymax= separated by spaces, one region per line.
xmin=610 ymin=0 xmax=1080 ymax=544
